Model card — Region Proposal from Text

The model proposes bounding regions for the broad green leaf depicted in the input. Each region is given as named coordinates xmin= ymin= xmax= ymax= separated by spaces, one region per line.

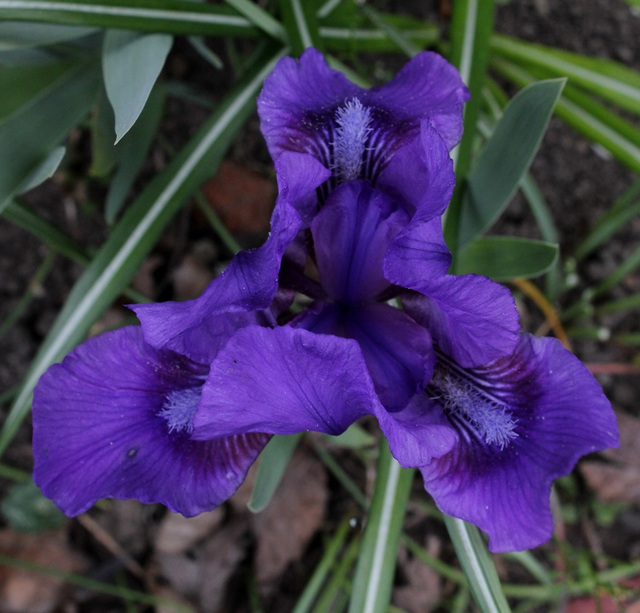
xmin=248 ymin=433 xmax=302 ymax=513
xmin=457 ymin=79 xmax=565 ymax=249
xmin=491 ymin=58 xmax=640 ymax=176
xmin=0 ymin=21 xmax=96 ymax=49
xmin=0 ymin=47 xmax=286 ymax=459
xmin=0 ymin=60 xmax=100 ymax=214
xmin=103 ymin=29 xmax=172 ymax=143
xmin=0 ymin=61 xmax=71 ymax=121
xmin=348 ymin=439 xmax=414 ymax=613
xmin=105 ymin=83 xmax=166 ymax=223
xmin=0 ymin=480 xmax=66 ymax=532
xmin=15 ymin=146 xmax=66 ymax=194
xmin=0 ymin=0 xmax=260 ymax=37
xmin=444 ymin=516 xmax=512 ymax=613
xmin=457 ymin=236 xmax=558 ymax=281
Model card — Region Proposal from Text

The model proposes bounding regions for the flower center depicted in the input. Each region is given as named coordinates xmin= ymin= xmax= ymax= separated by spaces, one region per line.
xmin=428 ymin=360 xmax=518 ymax=449
xmin=333 ymin=98 xmax=372 ymax=182
xmin=158 ymin=387 xmax=201 ymax=434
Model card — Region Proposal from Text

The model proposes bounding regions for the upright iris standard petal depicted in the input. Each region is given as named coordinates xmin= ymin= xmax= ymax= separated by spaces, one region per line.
xmin=33 ymin=327 xmax=269 ymax=517
xmin=132 ymin=152 xmax=330 ymax=359
xmin=417 ymin=334 xmax=619 ymax=552
xmin=192 ymin=326 xmax=378 ymax=439
xmin=311 ymin=181 xmax=408 ymax=304
xmin=258 ymin=48 xmax=469 ymax=215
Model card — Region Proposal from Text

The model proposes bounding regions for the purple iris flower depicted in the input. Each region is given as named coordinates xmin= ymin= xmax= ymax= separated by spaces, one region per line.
xmin=30 ymin=48 xmax=618 ymax=554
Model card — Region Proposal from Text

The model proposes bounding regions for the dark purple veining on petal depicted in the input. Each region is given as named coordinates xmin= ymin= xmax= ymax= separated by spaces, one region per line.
xmin=291 ymin=99 xmax=417 ymax=202
xmin=427 ymin=351 xmax=518 ymax=450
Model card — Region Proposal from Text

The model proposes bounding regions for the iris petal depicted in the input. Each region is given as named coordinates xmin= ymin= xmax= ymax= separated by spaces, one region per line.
xmin=418 ymin=334 xmax=619 ymax=552
xmin=402 ymin=274 xmax=520 ymax=367
xmin=297 ymin=302 xmax=435 ymax=412
xmin=33 ymin=327 xmax=269 ymax=517
xmin=312 ymin=181 xmax=407 ymax=304
xmin=193 ymin=325 xmax=379 ymax=439
xmin=258 ymin=48 xmax=468 ymax=208
xmin=132 ymin=151 xmax=330 ymax=362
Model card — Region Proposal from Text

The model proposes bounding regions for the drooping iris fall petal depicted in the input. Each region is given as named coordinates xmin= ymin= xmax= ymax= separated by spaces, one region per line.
xmin=417 ymin=334 xmax=619 ymax=552
xmin=33 ymin=327 xmax=269 ymax=517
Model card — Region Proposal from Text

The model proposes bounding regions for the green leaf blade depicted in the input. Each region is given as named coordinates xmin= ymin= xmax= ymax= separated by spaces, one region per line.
xmin=0 ymin=59 xmax=101 ymax=213
xmin=444 ymin=516 xmax=512 ymax=613
xmin=458 ymin=78 xmax=565 ymax=249
xmin=103 ymin=29 xmax=172 ymax=143
xmin=248 ymin=433 xmax=301 ymax=513
xmin=457 ymin=236 xmax=558 ymax=281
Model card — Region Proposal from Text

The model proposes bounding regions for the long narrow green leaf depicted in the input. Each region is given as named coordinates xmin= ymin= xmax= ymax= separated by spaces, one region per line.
xmin=0 ymin=46 xmax=286 ymax=459
xmin=443 ymin=516 xmax=512 ymax=613
xmin=319 ymin=25 xmax=438 ymax=53
xmin=348 ymin=439 xmax=414 ymax=613
xmin=280 ymin=0 xmax=323 ymax=54
xmin=0 ymin=554 xmax=195 ymax=612
xmin=0 ymin=0 xmax=260 ymax=37
xmin=456 ymin=78 xmax=565 ymax=250
xmin=223 ymin=0 xmax=285 ymax=41
xmin=0 ymin=21 xmax=96 ymax=48
xmin=443 ymin=0 xmax=495 ymax=256
xmin=594 ymin=243 xmax=640 ymax=296
xmin=574 ymin=179 xmax=640 ymax=261
xmin=292 ymin=516 xmax=353 ymax=613
xmin=492 ymin=34 xmax=640 ymax=115
xmin=3 ymin=198 xmax=91 ymax=264
xmin=457 ymin=236 xmax=558 ymax=281
xmin=358 ymin=3 xmax=420 ymax=57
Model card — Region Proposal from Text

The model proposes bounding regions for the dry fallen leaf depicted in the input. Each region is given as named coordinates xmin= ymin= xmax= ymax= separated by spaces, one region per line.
xmin=156 ymin=508 xmax=225 ymax=556
xmin=393 ymin=536 xmax=442 ymax=613
xmin=200 ymin=160 xmax=275 ymax=239
xmin=581 ymin=410 xmax=640 ymax=504
xmin=154 ymin=509 xmax=247 ymax=612
xmin=0 ymin=529 xmax=87 ymax=613
xmin=251 ymin=447 xmax=328 ymax=594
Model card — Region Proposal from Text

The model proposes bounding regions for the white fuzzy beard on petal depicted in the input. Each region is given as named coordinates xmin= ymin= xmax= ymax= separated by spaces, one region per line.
xmin=158 ymin=387 xmax=202 ymax=434
xmin=429 ymin=361 xmax=518 ymax=450
xmin=333 ymin=98 xmax=372 ymax=182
